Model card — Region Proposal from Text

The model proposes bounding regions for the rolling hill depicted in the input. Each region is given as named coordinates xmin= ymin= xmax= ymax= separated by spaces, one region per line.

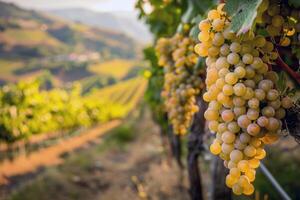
xmin=47 ymin=8 xmax=152 ymax=44
xmin=0 ymin=1 xmax=138 ymax=59
xmin=0 ymin=1 xmax=142 ymax=86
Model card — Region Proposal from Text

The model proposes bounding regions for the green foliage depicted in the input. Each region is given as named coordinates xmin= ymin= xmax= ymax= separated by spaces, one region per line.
xmin=105 ymin=125 xmax=136 ymax=146
xmin=143 ymin=46 xmax=167 ymax=130
xmin=136 ymin=0 xmax=186 ymax=38
xmin=0 ymin=80 xmax=132 ymax=143
xmin=289 ymin=0 xmax=300 ymax=8
xmin=224 ymin=0 xmax=263 ymax=34
xmin=254 ymin=148 xmax=300 ymax=200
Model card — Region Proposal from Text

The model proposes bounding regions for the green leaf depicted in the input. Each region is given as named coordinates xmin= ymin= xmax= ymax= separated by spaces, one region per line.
xmin=289 ymin=0 xmax=300 ymax=8
xmin=224 ymin=0 xmax=263 ymax=35
xmin=189 ymin=15 xmax=203 ymax=41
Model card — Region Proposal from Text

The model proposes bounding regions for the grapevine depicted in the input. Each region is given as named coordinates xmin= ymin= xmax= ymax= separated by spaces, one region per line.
xmin=156 ymin=34 xmax=204 ymax=135
xmin=0 ymin=79 xmax=141 ymax=143
xmin=137 ymin=0 xmax=300 ymax=199
xmin=195 ymin=2 xmax=294 ymax=196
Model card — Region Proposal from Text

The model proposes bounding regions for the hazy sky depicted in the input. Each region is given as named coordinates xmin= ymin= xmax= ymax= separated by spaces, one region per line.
xmin=1 ymin=0 xmax=136 ymax=12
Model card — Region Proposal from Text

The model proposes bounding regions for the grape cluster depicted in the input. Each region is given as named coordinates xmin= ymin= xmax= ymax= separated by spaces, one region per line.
xmin=195 ymin=4 xmax=294 ymax=195
xmin=156 ymin=34 xmax=204 ymax=135
xmin=257 ymin=0 xmax=300 ymax=49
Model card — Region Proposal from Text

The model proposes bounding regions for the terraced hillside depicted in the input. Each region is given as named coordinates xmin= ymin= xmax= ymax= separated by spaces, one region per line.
xmin=0 ymin=1 xmax=141 ymax=86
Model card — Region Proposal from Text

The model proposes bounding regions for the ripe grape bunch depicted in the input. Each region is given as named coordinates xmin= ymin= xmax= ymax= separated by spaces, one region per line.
xmin=195 ymin=3 xmax=294 ymax=196
xmin=156 ymin=34 xmax=204 ymax=135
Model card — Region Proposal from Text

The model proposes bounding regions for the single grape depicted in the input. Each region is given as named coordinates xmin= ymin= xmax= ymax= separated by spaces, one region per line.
xmin=212 ymin=19 xmax=225 ymax=32
xmin=222 ymin=131 xmax=236 ymax=144
xmin=234 ymin=66 xmax=246 ymax=78
xmin=223 ymin=84 xmax=234 ymax=96
xmin=198 ymin=19 xmax=211 ymax=31
xmin=225 ymin=73 xmax=238 ymax=85
xmin=216 ymin=57 xmax=230 ymax=69
xmin=227 ymin=53 xmax=240 ymax=65
xmin=220 ymin=44 xmax=230 ymax=56
xmin=244 ymin=145 xmax=257 ymax=157
xmin=210 ymin=141 xmax=222 ymax=155
xmin=272 ymin=15 xmax=284 ymax=27
xmin=247 ymin=123 xmax=261 ymax=136
xmin=281 ymin=96 xmax=293 ymax=109
xmin=233 ymin=83 xmax=247 ymax=96
xmin=222 ymin=143 xmax=234 ymax=154
xmin=242 ymin=53 xmax=254 ymax=64
xmin=230 ymin=150 xmax=243 ymax=163
xmin=230 ymin=42 xmax=242 ymax=53
xmin=240 ymin=132 xmax=251 ymax=143
xmin=257 ymin=116 xmax=269 ymax=127
xmin=208 ymin=9 xmax=220 ymax=20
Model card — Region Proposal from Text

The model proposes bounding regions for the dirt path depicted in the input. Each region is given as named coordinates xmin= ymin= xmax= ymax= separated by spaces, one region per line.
xmin=3 ymin=109 xmax=190 ymax=200
xmin=0 ymin=120 xmax=121 ymax=185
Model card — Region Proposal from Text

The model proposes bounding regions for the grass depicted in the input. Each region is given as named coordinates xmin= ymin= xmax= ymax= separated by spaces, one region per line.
xmin=0 ymin=29 xmax=62 ymax=47
xmin=99 ymin=124 xmax=136 ymax=151
xmin=88 ymin=59 xmax=137 ymax=80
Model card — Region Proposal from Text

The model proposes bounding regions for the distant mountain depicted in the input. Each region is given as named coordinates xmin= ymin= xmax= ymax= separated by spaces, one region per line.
xmin=47 ymin=8 xmax=152 ymax=44
xmin=0 ymin=1 xmax=138 ymax=59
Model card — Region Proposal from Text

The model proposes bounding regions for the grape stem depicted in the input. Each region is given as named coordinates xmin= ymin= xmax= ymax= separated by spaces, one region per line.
xmin=275 ymin=54 xmax=300 ymax=85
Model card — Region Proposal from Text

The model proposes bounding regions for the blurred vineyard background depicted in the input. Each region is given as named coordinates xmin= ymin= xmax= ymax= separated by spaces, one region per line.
xmin=0 ymin=1 xmax=154 ymax=199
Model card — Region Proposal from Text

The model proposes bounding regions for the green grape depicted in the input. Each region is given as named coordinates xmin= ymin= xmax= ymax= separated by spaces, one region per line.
xmin=272 ymin=15 xmax=284 ymax=27
xmin=225 ymin=73 xmax=238 ymax=85
xmin=220 ymin=44 xmax=230 ymax=56
xmin=230 ymin=150 xmax=243 ymax=163
xmin=222 ymin=131 xmax=236 ymax=144
xmin=213 ymin=19 xmax=225 ymax=32
xmin=242 ymin=53 xmax=254 ymax=64
xmin=227 ymin=53 xmax=240 ymax=65
xmin=230 ymin=42 xmax=242 ymax=53
xmin=240 ymin=132 xmax=251 ymax=143
xmin=233 ymin=83 xmax=247 ymax=96
xmin=216 ymin=57 xmax=230 ymax=69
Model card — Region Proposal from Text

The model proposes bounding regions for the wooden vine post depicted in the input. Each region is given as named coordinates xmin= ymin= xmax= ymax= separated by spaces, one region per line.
xmin=187 ymin=96 xmax=207 ymax=200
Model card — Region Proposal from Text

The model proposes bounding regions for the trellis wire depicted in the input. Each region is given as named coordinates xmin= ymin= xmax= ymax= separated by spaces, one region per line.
xmin=259 ymin=163 xmax=292 ymax=200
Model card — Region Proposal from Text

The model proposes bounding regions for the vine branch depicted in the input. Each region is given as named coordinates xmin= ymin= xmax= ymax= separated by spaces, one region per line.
xmin=275 ymin=53 xmax=300 ymax=85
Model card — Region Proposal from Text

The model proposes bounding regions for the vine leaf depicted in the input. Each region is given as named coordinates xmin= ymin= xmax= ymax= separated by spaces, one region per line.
xmin=224 ymin=0 xmax=263 ymax=35
xmin=289 ymin=0 xmax=300 ymax=8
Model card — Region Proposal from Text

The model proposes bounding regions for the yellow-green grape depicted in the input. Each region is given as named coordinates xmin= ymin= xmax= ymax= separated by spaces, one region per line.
xmin=232 ymin=184 xmax=243 ymax=195
xmin=272 ymin=15 xmax=284 ymax=27
xmin=194 ymin=3 xmax=290 ymax=195
xmin=156 ymin=34 xmax=204 ymax=136
xmin=243 ymin=183 xmax=255 ymax=195
xmin=210 ymin=141 xmax=222 ymax=155
xmin=226 ymin=174 xmax=238 ymax=188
